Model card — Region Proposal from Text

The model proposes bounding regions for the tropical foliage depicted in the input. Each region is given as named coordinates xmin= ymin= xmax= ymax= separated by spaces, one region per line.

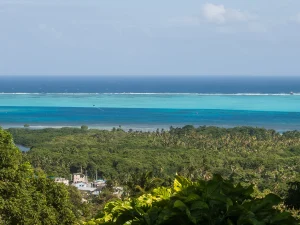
xmin=0 ymin=128 xmax=81 ymax=224
xmin=8 ymin=126 xmax=300 ymax=196
xmin=2 ymin=126 xmax=300 ymax=223
xmin=85 ymin=175 xmax=298 ymax=225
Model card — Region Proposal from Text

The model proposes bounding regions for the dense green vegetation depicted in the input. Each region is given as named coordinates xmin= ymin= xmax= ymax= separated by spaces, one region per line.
xmin=3 ymin=126 xmax=300 ymax=223
xmin=85 ymin=175 xmax=298 ymax=225
xmin=8 ymin=126 xmax=300 ymax=196
xmin=0 ymin=128 xmax=89 ymax=224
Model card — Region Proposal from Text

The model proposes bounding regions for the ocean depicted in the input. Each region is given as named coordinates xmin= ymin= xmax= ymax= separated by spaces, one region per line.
xmin=0 ymin=75 xmax=300 ymax=131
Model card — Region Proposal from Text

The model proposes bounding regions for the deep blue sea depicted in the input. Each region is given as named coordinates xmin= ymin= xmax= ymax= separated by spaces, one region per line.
xmin=1 ymin=76 xmax=300 ymax=93
xmin=1 ymin=75 xmax=300 ymax=131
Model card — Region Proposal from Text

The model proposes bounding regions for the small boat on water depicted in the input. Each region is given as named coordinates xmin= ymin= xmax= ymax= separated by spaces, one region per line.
xmin=290 ymin=91 xmax=294 ymax=95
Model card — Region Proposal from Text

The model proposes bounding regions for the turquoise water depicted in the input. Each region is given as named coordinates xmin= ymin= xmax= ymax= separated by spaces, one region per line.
xmin=0 ymin=93 xmax=300 ymax=112
xmin=0 ymin=93 xmax=300 ymax=131
xmin=15 ymin=144 xmax=30 ymax=152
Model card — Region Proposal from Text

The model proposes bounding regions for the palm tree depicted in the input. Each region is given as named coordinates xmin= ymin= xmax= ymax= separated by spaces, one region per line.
xmin=126 ymin=171 xmax=164 ymax=195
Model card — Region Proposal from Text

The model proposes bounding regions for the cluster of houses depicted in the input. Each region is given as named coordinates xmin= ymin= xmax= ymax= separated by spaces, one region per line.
xmin=52 ymin=173 xmax=106 ymax=195
xmin=52 ymin=173 xmax=123 ymax=197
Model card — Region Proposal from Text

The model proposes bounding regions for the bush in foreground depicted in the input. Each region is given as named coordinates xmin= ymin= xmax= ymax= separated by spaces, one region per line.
xmin=85 ymin=175 xmax=298 ymax=225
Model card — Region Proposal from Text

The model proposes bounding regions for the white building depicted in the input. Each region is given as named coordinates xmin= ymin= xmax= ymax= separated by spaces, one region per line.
xmin=54 ymin=177 xmax=69 ymax=186
xmin=93 ymin=179 xmax=106 ymax=188
xmin=72 ymin=182 xmax=98 ymax=193
xmin=73 ymin=182 xmax=87 ymax=188
xmin=72 ymin=173 xmax=87 ymax=183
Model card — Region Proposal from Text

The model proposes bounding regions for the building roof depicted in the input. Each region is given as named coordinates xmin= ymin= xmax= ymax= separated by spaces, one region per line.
xmin=77 ymin=187 xmax=97 ymax=192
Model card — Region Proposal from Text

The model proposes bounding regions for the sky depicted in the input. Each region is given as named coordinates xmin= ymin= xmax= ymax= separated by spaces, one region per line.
xmin=1 ymin=0 xmax=300 ymax=76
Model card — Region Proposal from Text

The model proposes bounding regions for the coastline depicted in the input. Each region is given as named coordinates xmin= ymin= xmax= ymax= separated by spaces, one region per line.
xmin=2 ymin=123 xmax=297 ymax=133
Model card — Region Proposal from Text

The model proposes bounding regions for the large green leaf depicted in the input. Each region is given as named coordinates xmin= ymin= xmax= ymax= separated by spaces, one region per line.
xmin=190 ymin=201 xmax=209 ymax=211
xmin=185 ymin=193 xmax=201 ymax=203
xmin=173 ymin=200 xmax=187 ymax=211
xmin=85 ymin=175 xmax=299 ymax=225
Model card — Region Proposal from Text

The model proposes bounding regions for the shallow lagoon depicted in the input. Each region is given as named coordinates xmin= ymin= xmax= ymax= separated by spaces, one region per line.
xmin=0 ymin=93 xmax=300 ymax=112
xmin=0 ymin=93 xmax=299 ymax=131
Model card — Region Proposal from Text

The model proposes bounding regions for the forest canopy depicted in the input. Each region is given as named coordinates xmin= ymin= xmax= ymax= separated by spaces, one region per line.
xmin=2 ymin=126 xmax=300 ymax=223
xmin=0 ymin=128 xmax=84 ymax=224
xmin=7 ymin=126 xmax=300 ymax=195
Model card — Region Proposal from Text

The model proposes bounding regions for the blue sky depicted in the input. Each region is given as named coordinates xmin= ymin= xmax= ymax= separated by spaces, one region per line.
xmin=1 ymin=0 xmax=300 ymax=76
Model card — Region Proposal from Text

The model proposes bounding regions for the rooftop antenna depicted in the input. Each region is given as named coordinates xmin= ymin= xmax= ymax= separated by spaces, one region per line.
xmin=85 ymin=169 xmax=88 ymax=183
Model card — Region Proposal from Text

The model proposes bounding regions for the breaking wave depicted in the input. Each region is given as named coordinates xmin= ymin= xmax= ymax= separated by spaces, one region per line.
xmin=0 ymin=92 xmax=299 ymax=96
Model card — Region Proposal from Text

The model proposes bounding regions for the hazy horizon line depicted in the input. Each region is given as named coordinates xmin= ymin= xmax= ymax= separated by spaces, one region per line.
xmin=0 ymin=74 xmax=300 ymax=78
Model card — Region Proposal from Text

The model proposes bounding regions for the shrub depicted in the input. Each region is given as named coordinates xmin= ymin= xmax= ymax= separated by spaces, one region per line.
xmin=85 ymin=175 xmax=298 ymax=225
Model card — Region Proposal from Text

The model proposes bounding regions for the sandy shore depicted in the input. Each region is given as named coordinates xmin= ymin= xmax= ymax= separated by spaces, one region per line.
xmin=1 ymin=123 xmax=296 ymax=133
xmin=1 ymin=124 xmax=172 ymax=132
